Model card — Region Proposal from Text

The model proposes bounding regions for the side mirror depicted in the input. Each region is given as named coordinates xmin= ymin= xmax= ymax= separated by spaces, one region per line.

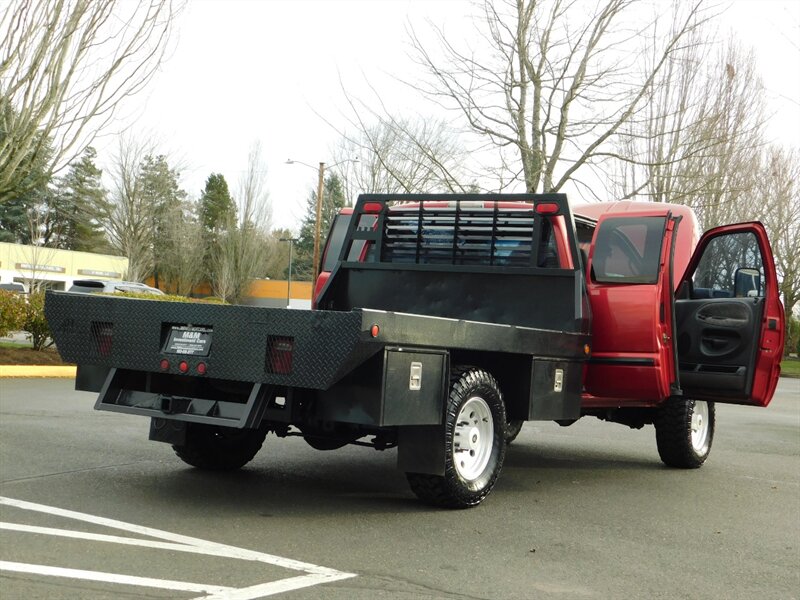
xmin=734 ymin=267 xmax=761 ymax=298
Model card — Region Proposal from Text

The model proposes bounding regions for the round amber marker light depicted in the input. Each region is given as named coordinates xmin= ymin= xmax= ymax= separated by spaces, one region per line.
xmin=584 ymin=344 xmax=591 ymax=355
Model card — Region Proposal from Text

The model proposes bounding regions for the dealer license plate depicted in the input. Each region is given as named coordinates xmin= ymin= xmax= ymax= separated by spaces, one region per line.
xmin=164 ymin=327 xmax=213 ymax=356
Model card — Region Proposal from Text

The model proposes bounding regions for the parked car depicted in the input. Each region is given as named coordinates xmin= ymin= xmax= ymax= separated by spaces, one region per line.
xmin=67 ymin=280 xmax=164 ymax=295
xmin=0 ymin=282 xmax=28 ymax=294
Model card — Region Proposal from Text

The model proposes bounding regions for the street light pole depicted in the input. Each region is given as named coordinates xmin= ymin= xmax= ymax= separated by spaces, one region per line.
xmin=286 ymin=157 xmax=358 ymax=286
xmin=313 ymin=162 xmax=325 ymax=285
xmin=279 ymin=237 xmax=298 ymax=308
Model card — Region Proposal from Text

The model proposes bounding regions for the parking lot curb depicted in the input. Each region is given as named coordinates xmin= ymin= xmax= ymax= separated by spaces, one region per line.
xmin=0 ymin=365 xmax=77 ymax=378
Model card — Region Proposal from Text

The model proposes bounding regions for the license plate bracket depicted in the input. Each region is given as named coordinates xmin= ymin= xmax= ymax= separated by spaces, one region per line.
xmin=164 ymin=326 xmax=213 ymax=356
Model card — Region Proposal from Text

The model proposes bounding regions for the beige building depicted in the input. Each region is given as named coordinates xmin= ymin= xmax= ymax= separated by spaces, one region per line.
xmin=0 ymin=242 xmax=129 ymax=291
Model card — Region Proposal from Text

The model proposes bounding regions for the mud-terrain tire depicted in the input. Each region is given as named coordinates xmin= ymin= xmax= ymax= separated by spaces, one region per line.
xmin=406 ymin=366 xmax=507 ymax=508
xmin=654 ymin=398 xmax=714 ymax=468
xmin=505 ymin=419 xmax=524 ymax=444
xmin=173 ymin=423 xmax=268 ymax=470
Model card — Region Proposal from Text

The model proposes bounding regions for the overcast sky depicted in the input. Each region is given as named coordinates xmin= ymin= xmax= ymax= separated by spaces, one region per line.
xmin=97 ymin=0 xmax=800 ymax=232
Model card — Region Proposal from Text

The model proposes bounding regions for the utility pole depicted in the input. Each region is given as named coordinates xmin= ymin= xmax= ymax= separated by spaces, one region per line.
xmin=286 ymin=157 xmax=358 ymax=286
xmin=313 ymin=162 xmax=325 ymax=285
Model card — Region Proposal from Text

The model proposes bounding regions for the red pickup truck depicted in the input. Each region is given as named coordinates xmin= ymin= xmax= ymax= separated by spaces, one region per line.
xmin=315 ymin=198 xmax=785 ymax=469
xmin=46 ymin=194 xmax=784 ymax=508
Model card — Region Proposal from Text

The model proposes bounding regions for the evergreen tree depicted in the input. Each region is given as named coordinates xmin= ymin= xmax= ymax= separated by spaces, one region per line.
xmin=198 ymin=173 xmax=236 ymax=282
xmin=294 ymin=173 xmax=347 ymax=279
xmin=42 ymin=147 xmax=110 ymax=252
xmin=199 ymin=173 xmax=235 ymax=234
xmin=139 ymin=155 xmax=187 ymax=287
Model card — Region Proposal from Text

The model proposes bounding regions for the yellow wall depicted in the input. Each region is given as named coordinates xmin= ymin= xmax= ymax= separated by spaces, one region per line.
xmin=249 ymin=279 xmax=313 ymax=300
xmin=176 ymin=279 xmax=313 ymax=300
xmin=0 ymin=242 xmax=129 ymax=288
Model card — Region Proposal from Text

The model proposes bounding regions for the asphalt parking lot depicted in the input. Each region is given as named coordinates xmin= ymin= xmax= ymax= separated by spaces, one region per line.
xmin=1 ymin=377 xmax=798 ymax=599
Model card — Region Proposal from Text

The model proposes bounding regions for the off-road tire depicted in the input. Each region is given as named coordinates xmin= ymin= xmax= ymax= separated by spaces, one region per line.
xmin=654 ymin=398 xmax=714 ymax=469
xmin=406 ymin=366 xmax=507 ymax=508
xmin=505 ymin=419 xmax=524 ymax=444
xmin=173 ymin=423 xmax=268 ymax=471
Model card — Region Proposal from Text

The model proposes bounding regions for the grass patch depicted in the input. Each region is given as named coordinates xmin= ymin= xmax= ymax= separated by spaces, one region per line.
xmin=0 ymin=345 xmax=70 ymax=366
xmin=781 ymin=358 xmax=800 ymax=378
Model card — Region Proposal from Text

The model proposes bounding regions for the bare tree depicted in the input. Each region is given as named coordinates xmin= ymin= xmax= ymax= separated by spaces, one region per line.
xmin=103 ymin=136 xmax=156 ymax=282
xmin=0 ymin=0 xmax=180 ymax=203
xmin=759 ymin=146 xmax=800 ymax=354
xmin=332 ymin=85 xmax=471 ymax=198
xmin=610 ymin=8 xmax=713 ymax=203
xmin=614 ymin=39 xmax=767 ymax=228
xmin=210 ymin=142 xmax=272 ymax=303
xmin=407 ymin=0 xmax=708 ymax=194
xmin=157 ymin=199 xmax=205 ymax=296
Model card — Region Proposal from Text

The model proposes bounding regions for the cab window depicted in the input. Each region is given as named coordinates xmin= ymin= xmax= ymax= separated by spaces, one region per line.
xmin=321 ymin=214 xmax=351 ymax=273
xmin=592 ymin=216 xmax=666 ymax=284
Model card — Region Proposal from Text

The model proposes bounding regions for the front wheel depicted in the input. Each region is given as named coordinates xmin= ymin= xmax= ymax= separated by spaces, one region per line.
xmin=406 ymin=367 xmax=507 ymax=508
xmin=654 ymin=398 xmax=715 ymax=468
xmin=173 ymin=423 xmax=268 ymax=470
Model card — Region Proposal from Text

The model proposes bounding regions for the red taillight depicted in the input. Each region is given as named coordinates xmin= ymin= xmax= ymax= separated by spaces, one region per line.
xmin=363 ymin=202 xmax=383 ymax=213
xmin=266 ymin=336 xmax=294 ymax=374
xmin=196 ymin=362 xmax=207 ymax=375
xmin=536 ymin=202 xmax=559 ymax=215
xmin=91 ymin=322 xmax=113 ymax=357
xmin=160 ymin=359 xmax=170 ymax=371
xmin=179 ymin=361 xmax=189 ymax=373
xmin=370 ymin=324 xmax=380 ymax=338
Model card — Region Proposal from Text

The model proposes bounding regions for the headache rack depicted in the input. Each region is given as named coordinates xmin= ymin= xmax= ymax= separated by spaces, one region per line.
xmin=333 ymin=193 xmax=577 ymax=270
xmin=316 ymin=193 xmax=589 ymax=332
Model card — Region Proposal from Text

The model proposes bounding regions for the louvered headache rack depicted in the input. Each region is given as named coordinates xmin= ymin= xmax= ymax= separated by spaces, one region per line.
xmin=339 ymin=194 xmax=570 ymax=270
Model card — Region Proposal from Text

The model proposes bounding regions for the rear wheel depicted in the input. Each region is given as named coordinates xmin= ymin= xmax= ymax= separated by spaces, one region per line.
xmin=406 ymin=367 xmax=506 ymax=508
xmin=654 ymin=398 xmax=714 ymax=468
xmin=173 ymin=423 xmax=268 ymax=470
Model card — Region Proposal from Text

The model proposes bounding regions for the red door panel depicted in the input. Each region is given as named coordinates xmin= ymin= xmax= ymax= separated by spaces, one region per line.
xmin=675 ymin=222 xmax=784 ymax=406
xmin=583 ymin=213 xmax=676 ymax=406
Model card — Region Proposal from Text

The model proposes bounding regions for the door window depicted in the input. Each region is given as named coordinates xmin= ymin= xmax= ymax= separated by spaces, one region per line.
xmin=691 ymin=232 xmax=764 ymax=299
xmin=592 ymin=216 xmax=666 ymax=284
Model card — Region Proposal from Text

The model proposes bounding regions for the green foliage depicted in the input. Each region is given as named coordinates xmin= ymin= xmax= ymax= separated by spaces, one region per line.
xmin=138 ymin=154 xmax=187 ymax=288
xmin=294 ymin=173 xmax=347 ymax=279
xmin=199 ymin=173 xmax=235 ymax=234
xmin=786 ymin=316 xmax=800 ymax=357
xmin=49 ymin=147 xmax=111 ymax=252
xmin=102 ymin=291 xmax=227 ymax=304
xmin=21 ymin=291 xmax=51 ymax=351
xmin=0 ymin=291 xmax=26 ymax=336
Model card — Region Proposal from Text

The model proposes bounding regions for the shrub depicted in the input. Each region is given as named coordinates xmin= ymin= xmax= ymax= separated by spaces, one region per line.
xmin=0 ymin=290 xmax=26 ymax=337
xmin=787 ymin=315 xmax=800 ymax=357
xmin=22 ymin=291 xmax=52 ymax=351
xmin=103 ymin=291 xmax=227 ymax=304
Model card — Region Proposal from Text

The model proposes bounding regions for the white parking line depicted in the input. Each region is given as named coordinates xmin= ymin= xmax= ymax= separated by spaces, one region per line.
xmin=0 ymin=561 xmax=234 ymax=595
xmin=0 ymin=496 xmax=357 ymax=599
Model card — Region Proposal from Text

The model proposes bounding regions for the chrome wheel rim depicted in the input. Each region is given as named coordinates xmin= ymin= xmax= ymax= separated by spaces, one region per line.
xmin=691 ymin=401 xmax=710 ymax=454
xmin=453 ymin=396 xmax=494 ymax=481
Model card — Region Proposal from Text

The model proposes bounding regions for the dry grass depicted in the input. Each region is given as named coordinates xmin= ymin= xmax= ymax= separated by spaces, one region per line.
xmin=0 ymin=344 xmax=70 ymax=366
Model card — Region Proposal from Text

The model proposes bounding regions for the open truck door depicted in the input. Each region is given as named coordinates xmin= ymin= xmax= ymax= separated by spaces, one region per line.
xmin=675 ymin=222 xmax=784 ymax=406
